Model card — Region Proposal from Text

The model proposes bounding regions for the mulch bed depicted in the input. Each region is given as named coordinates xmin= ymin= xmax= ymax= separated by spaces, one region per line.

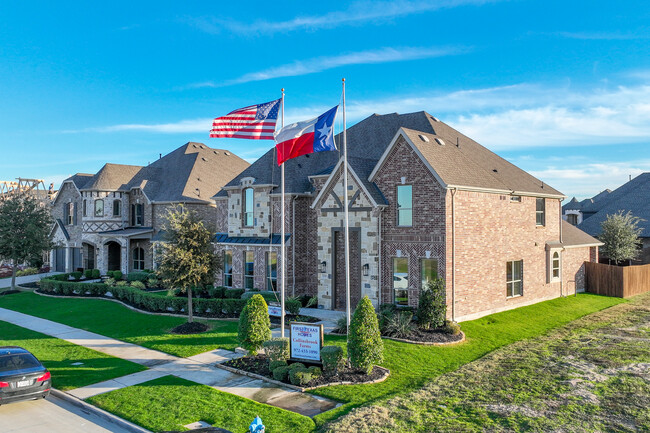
xmin=330 ymin=327 xmax=463 ymax=344
xmin=223 ymin=355 xmax=387 ymax=387
xmin=0 ymin=289 xmax=20 ymax=296
xmin=170 ymin=322 xmax=209 ymax=334
xmin=17 ymin=282 xmax=39 ymax=289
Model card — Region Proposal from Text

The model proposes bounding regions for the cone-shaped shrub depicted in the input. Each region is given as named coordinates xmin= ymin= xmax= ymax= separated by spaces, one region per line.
xmin=347 ymin=296 xmax=384 ymax=374
xmin=238 ymin=294 xmax=271 ymax=355
xmin=417 ymin=277 xmax=446 ymax=330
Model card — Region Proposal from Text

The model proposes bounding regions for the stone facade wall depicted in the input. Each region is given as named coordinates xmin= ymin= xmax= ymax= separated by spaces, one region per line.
xmin=373 ymin=137 xmax=447 ymax=307
xmin=447 ymin=190 xmax=565 ymax=321
xmin=315 ymin=166 xmax=379 ymax=309
xmin=227 ymin=184 xmax=274 ymax=237
xmin=52 ymin=182 xmax=83 ymax=247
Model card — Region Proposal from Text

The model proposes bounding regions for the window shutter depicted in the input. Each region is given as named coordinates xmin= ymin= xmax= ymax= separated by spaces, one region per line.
xmin=64 ymin=203 xmax=69 ymax=225
xmin=131 ymin=204 xmax=135 ymax=226
xmin=73 ymin=202 xmax=78 ymax=225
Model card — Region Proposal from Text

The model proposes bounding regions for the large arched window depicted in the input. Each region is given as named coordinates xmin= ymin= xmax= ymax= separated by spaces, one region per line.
xmin=94 ymin=199 xmax=104 ymax=217
xmin=242 ymin=188 xmax=254 ymax=227
xmin=133 ymin=248 xmax=145 ymax=271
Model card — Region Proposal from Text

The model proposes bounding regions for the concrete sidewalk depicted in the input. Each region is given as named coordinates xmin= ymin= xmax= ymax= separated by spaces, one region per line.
xmin=0 ymin=271 xmax=61 ymax=289
xmin=0 ymin=307 xmax=337 ymax=416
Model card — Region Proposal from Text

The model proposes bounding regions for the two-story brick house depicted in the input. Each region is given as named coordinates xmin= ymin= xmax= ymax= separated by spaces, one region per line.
xmin=50 ymin=142 xmax=249 ymax=275
xmin=214 ymin=111 xmax=601 ymax=321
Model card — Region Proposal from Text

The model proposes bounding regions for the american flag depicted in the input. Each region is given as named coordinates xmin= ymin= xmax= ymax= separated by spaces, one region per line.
xmin=209 ymin=98 xmax=281 ymax=140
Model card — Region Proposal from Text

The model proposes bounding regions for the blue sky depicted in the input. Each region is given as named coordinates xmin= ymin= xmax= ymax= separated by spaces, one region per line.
xmin=1 ymin=0 xmax=649 ymax=199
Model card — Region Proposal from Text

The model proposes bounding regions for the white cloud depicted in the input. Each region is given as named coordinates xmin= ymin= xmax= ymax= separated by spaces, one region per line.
xmin=191 ymin=46 xmax=468 ymax=88
xmin=63 ymin=119 xmax=213 ymax=134
xmin=187 ymin=0 xmax=496 ymax=35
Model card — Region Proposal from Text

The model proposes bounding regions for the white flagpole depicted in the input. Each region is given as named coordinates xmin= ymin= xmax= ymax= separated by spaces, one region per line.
xmin=280 ymin=88 xmax=286 ymax=339
xmin=343 ymin=78 xmax=351 ymax=331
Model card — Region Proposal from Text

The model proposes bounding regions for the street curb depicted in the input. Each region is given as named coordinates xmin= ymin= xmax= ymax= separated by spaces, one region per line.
xmin=50 ymin=388 xmax=152 ymax=433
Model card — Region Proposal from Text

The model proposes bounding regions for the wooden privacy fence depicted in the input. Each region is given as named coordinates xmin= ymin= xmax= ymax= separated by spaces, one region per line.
xmin=585 ymin=261 xmax=650 ymax=298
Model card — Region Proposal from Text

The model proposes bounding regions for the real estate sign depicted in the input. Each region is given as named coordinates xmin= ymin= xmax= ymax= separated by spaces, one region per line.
xmin=289 ymin=322 xmax=323 ymax=362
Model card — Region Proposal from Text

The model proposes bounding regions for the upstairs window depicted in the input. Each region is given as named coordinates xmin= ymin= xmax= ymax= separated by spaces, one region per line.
xmin=131 ymin=203 xmax=144 ymax=226
xmin=94 ymin=199 xmax=104 ymax=217
xmin=223 ymin=251 xmax=233 ymax=288
xmin=506 ymin=260 xmax=523 ymax=298
xmin=66 ymin=202 xmax=74 ymax=225
xmin=396 ymin=185 xmax=412 ymax=226
xmin=243 ymin=188 xmax=254 ymax=227
xmin=113 ymin=200 xmax=121 ymax=217
xmin=567 ymin=214 xmax=578 ymax=225
xmin=536 ymin=198 xmax=545 ymax=226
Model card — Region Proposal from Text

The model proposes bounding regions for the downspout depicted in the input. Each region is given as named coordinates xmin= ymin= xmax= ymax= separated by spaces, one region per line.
xmin=451 ymin=188 xmax=457 ymax=322
xmin=292 ymin=195 xmax=297 ymax=297
xmin=559 ymin=198 xmax=563 ymax=297
xmin=377 ymin=207 xmax=383 ymax=306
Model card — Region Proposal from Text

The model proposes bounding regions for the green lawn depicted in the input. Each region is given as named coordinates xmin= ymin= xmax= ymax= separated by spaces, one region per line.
xmin=0 ymin=321 xmax=146 ymax=390
xmin=0 ymin=292 xmax=239 ymax=357
xmin=311 ymin=294 xmax=625 ymax=426
xmin=87 ymin=375 xmax=315 ymax=433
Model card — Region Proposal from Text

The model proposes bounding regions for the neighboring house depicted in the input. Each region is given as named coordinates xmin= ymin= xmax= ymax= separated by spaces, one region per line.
xmin=564 ymin=173 xmax=650 ymax=264
xmin=213 ymin=111 xmax=601 ymax=321
xmin=50 ymin=143 xmax=249 ymax=274
xmin=562 ymin=189 xmax=611 ymax=226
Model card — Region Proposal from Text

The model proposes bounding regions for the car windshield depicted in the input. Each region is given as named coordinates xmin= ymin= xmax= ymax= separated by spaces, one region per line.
xmin=0 ymin=353 xmax=41 ymax=372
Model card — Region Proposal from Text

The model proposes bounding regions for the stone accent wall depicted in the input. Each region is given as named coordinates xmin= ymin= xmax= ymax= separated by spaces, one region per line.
xmin=214 ymin=197 xmax=228 ymax=233
xmin=315 ymin=166 xmax=379 ymax=309
xmin=82 ymin=190 xmax=127 ymax=233
xmin=51 ymin=182 xmax=83 ymax=246
xmin=227 ymin=186 xmax=274 ymax=237
xmin=447 ymin=191 xmax=565 ymax=321
xmin=373 ymin=137 xmax=447 ymax=307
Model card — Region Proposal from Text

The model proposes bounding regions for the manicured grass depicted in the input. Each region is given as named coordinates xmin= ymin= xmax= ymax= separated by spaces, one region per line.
xmin=0 ymin=320 xmax=146 ymax=390
xmin=87 ymin=375 xmax=315 ymax=433
xmin=0 ymin=292 xmax=239 ymax=357
xmin=311 ymin=294 xmax=625 ymax=426
xmin=324 ymin=292 xmax=650 ymax=432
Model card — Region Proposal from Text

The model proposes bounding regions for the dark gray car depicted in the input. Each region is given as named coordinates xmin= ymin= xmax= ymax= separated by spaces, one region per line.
xmin=0 ymin=346 xmax=51 ymax=405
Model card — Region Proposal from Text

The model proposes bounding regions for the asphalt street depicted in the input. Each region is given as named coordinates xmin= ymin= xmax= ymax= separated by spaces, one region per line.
xmin=0 ymin=394 xmax=133 ymax=433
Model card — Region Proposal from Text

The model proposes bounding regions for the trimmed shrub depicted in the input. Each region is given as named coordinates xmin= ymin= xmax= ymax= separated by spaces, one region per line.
xmin=417 ymin=277 xmax=446 ymax=330
xmin=237 ymin=294 xmax=271 ymax=355
xmin=112 ymin=270 xmax=123 ymax=280
xmin=272 ymin=366 xmax=290 ymax=382
xmin=307 ymin=366 xmax=322 ymax=378
xmin=288 ymin=362 xmax=305 ymax=370
xmin=289 ymin=368 xmax=312 ymax=386
xmin=384 ymin=310 xmax=415 ymax=338
xmin=263 ymin=337 xmax=290 ymax=363
xmin=91 ymin=269 xmax=100 ymax=279
xmin=348 ymin=296 xmax=384 ymax=375
xmin=321 ymin=346 xmax=344 ymax=374
xmin=104 ymin=278 xmax=116 ymax=287
xmin=146 ymin=277 xmax=159 ymax=288
xmin=334 ymin=317 xmax=348 ymax=334
xmin=127 ymin=272 xmax=149 ymax=282
xmin=116 ymin=281 xmax=128 ymax=287
xmin=269 ymin=360 xmax=288 ymax=371
xmin=242 ymin=290 xmax=278 ymax=301
xmin=84 ymin=269 xmax=93 ymax=279
xmin=441 ymin=320 xmax=461 ymax=336
xmin=208 ymin=286 xmax=226 ymax=298
xmin=71 ymin=271 xmax=83 ymax=281
xmin=226 ymin=288 xmax=245 ymax=299
xmin=130 ymin=281 xmax=146 ymax=290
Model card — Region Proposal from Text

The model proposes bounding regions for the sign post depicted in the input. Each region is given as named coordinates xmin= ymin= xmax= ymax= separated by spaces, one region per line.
xmin=289 ymin=322 xmax=324 ymax=363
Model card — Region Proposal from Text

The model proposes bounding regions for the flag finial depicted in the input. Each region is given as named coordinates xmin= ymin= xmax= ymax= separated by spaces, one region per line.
xmin=342 ymin=78 xmax=345 ymax=82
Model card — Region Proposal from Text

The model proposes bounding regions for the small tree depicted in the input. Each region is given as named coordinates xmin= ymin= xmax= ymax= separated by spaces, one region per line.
xmin=417 ymin=277 xmax=447 ymax=329
xmin=0 ymin=194 xmax=52 ymax=290
xmin=600 ymin=211 xmax=643 ymax=265
xmin=347 ymin=296 xmax=384 ymax=374
xmin=156 ymin=205 xmax=220 ymax=323
xmin=238 ymin=294 xmax=271 ymax=355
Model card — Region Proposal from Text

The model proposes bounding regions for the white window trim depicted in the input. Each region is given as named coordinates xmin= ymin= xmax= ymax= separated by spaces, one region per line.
xmin=506 ymin=260 xmax=523 ymax=298
xmin=547 ymin=248 xmax=562 ymax=283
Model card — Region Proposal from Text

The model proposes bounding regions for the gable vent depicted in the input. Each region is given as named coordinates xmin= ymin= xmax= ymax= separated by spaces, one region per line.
xmin=418 ymin=134 xmax=429 ymax=143
xmin=435 ymin=138 xmax=445 ymax=146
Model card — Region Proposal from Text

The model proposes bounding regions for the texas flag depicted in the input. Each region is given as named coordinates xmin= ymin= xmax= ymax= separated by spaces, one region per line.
xmin=274 ymin=105 xmax=339 ymax=165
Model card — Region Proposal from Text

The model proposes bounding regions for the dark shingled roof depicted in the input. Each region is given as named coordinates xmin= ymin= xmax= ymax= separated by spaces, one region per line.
xmin=563 ymin=189 xmax=611 ymax=212
xmin=561 ymin=220 xmax=602 ymax=247
xmin=217 ymin=111 xmax=563 ymax=201
xmin=75 ymin=143 xmax=249 ymax=204
xmin=63 ymin=173 xmax=94 ymax=190
xmin=577 ymin=173 xmax=650 ymax=238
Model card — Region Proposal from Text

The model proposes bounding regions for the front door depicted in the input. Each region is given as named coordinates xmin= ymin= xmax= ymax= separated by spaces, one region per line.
xmin=107 ymin=242 xmax=121 ymax=271
xmin=54 ymin=248 xmax=66 ymax=272
xmin=333 ymin=229 xmax=361 ymax=311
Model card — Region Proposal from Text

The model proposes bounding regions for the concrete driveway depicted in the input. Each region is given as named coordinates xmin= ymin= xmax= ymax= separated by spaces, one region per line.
xmin=0 ymin=394 xmax=135 ymax=433
xmin=0 ymin=272 xmax=61 ymax=289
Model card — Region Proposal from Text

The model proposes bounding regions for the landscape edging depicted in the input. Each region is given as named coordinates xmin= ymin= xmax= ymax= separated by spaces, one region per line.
xmin=214 ymin=363 xmax=390 ymax=392
xmin=50 ymin=388 xmax=153 ymax=433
